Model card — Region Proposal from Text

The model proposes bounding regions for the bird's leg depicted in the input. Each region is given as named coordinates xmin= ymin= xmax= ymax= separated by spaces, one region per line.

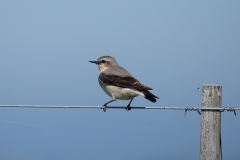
xmin=102 ymin=99 xmax=116 ymax=112
xmin=126 ymin=98 xmax=134 ymax=111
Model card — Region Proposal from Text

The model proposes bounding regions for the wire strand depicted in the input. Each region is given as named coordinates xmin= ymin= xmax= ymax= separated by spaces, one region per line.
xmin=0 ymin=105 xmax=239 ymax=110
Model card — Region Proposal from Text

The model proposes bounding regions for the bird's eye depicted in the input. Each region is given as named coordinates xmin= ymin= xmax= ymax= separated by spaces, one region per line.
xmin=101 ymin=60 xmax=106 ymax=63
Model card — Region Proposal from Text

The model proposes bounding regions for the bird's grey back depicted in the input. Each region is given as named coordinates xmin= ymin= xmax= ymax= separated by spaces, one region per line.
xmin=103 ymin=64 xmax=133 ymax=77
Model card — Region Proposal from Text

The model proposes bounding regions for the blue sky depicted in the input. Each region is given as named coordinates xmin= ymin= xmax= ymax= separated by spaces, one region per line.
xmin=0 ymin=1 xmax=240 ymax=160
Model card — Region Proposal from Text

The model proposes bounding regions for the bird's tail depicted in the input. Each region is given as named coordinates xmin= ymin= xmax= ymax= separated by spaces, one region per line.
xmin=143 ymin=90 xmax=159 ymax=103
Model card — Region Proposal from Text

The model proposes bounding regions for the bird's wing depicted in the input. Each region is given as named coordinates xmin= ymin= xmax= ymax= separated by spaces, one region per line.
xmin=99 ymin=72 xmax=153 ymax=90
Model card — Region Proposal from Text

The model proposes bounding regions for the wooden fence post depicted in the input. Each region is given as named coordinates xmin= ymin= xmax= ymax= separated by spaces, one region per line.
xmin=200 ymin=84 xmax=222 ymax=160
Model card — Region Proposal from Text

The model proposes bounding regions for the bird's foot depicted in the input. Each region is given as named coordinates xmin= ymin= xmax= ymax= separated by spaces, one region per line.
xmin=102 ymin=105 xmax=107 ymax=112
xmin=102 ymin=99 xmax=116 ymax=112
xmin=126 ymin=98 xmax=133 ymax=111
xmin=126 ymin=105 xmax=131 ymax=111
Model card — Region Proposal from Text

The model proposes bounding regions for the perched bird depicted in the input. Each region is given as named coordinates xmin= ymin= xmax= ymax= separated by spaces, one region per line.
xmin=89 ymin=56 xmax=159 ymax=112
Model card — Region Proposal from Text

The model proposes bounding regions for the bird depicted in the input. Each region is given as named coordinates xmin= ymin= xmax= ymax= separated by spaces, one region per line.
xmin=89 ymin=56 xmax=159 ymax=112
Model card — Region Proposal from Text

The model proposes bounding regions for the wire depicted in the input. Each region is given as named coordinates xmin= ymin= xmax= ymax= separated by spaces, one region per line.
xmin=0 ymin=105 xmax=239 ymax=111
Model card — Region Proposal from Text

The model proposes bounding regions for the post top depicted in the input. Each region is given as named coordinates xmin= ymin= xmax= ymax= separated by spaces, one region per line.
xmin=202 ymin=84 xmax=222 ymax=87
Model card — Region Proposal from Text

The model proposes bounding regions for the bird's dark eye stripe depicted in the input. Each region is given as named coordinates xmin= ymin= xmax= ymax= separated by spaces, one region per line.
xmin=101 ymin=60 xmax=106 ymax=63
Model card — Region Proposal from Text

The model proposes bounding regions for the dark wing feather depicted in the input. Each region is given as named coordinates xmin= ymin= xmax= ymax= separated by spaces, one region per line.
xmin=99 ymin=72 xmax=153 ymax=90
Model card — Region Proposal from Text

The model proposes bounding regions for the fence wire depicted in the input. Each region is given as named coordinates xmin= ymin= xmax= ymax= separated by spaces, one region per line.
xmin=0 ymin=105 xmax=238 ymax=117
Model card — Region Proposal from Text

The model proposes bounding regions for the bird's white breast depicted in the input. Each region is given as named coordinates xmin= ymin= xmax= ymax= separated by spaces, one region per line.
xmin=98 ymin=79 xmax=144 ymax=100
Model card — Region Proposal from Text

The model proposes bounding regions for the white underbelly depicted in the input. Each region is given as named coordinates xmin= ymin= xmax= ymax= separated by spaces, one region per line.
xmin=98 ymin=79 xmax=144 ymax=100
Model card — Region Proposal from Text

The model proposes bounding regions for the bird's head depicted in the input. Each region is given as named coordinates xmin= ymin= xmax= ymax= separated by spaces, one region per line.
xmin=89 ymin=56 xmax=118 ymax=72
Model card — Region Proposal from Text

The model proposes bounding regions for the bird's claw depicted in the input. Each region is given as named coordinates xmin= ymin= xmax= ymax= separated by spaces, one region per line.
xmin=126 ymin=106 xmax=131 ymax=111
xmin=102 ymin=105 xmax=107 ymax=112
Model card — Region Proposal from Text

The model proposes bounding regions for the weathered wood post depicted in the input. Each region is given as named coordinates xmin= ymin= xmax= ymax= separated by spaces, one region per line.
xmin=200 ymin=84 xmax=222 ymax=160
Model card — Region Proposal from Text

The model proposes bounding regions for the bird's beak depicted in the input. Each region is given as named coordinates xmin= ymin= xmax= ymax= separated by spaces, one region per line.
xmin=89 ymin=61 xmax=98 ymax=64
